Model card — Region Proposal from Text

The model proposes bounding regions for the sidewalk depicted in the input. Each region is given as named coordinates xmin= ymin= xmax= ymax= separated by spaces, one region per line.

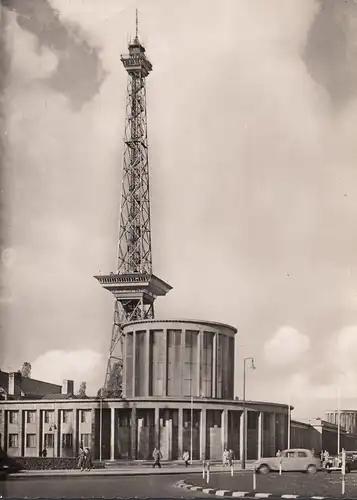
xmin=10 ymin=462 xmax=254 ymax=479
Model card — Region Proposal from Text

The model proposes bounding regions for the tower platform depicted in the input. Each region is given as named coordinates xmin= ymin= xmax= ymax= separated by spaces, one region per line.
xmin=94 ymin=273 xmax=172 ymax=301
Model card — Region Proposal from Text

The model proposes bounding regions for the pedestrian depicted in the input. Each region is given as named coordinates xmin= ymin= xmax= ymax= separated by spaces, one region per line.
xmin=42 ymin=448 xmax=47 ymax=458
xmin=276 ymin=450 xmax=281 ymax=457
xmin=182 ymin=450 xmax=189 ymax=467
xmin=152 ymin=447 xmax=162 ymax=468
xmin=228 ymin=449 xmax=234 ymax=467
xmin=223 ymin=448 xmax=229 ymax=466
xmin=323 ymin=450 xmax=329 ymax=467
xmin=78 ymin=447 xmax=85 ymax=471
xmin=84 ymin=447 xmax=92 ymax=471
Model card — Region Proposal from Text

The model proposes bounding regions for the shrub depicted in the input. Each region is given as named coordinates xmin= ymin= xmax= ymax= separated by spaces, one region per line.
xmin=14 ymin=457 xmax=105 ymax=470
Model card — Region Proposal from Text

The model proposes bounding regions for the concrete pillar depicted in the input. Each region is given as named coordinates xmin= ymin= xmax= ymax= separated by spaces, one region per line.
xmin=178 ymin=407 xmax=183 ymax=458
xmin=155 ymin=407 xmax=160 ymax=448
xmin=198 ymin=330 xmax=203 ymax=396
xmin=36 ymin=409 xmax=41 ymax=457
xmin=212 ymin=333 xmax=217 ymax=398
xmin=181 ymin=330 xmax=186 ymax=396
xmin=257 ymin=412 xmax=263 ymax=460
xmin=269 ymin=413 xmax=276 ymax=456
xmin=132 ymin=332 xmax=136 ymax=397
xmin=90 ymin=409 xmax=96 ymax=459
xmin=222 ymin=409 xmax=228 ymax=449
xmin=122 ymin=334 xmax=127 ymax=398
xmin=239 ymin=411 xmax=244 ymax=462
xmin=110 ymin=407 xmax=115 ymax=460
xmin=54 ymin=409 xmax=60 ymax=457
xmin=73 ymin=409 xmax=77 ymax=457
xmin=131 ymin=406 xmax=137 ymax=459
xmin=200 ymin=408 xmax=207 ymax=460
xmin=163 ymin=329 xmax=168 ymax=396
xmin=19 ymin=410 xmax=23 ymax=457
xmin=145 ymin=330 xmax=150 ymax=396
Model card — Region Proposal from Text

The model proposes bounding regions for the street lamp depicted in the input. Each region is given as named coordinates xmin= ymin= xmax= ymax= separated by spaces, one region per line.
xmin=241 ymin=357 xmax=256 ymax=470
xmin=99 ymin=388 xmax=104 ymax=462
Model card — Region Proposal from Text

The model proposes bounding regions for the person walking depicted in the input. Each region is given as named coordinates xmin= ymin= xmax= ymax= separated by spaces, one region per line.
xmin=42 ymin=448 xmax=47 ymax=458
xmin=78 ymin=447 xmax=85 ymax=471
xmin=223 ymin=448 xmax=229 ymax=467
xmin=182 ymin=450 xmax=189 ymax=467
xmin=152 ymin=447 xmax=162 ymax=468
xmin=276 ymin=450 xmax=281 ymax=457
xmin=228 ymin=449 xmax=234 ymax=467
xmin=84 ymin=447 xmax=92 ymax=471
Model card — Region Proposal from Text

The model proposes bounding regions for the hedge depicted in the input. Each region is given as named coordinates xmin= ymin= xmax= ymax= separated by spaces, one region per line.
xmin=15 ymin=457 xmax=106 ymax=470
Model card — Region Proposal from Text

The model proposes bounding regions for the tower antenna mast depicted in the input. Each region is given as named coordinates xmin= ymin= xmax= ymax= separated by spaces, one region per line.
xmin=95 ymin=12 xmax=172 ymax=397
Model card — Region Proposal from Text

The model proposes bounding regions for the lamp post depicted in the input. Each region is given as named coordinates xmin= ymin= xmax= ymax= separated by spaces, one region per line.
xmin=190 ymin=395 xmax=193 ymax=464
xmin=287 ymin=390 xmax=291 ymax=449
xmin=337 ymin=384 xmax=341 ymax=455
xmin=242 ymin=357 xmax=256 ymax=470
xmin=99 ymin=388 xmax=103 ymax=462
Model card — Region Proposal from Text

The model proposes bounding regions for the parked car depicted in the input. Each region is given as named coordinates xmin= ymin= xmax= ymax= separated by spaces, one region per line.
xmin=254 ymin=448 xmax=321 ymax=475
xmin=0 ymin=447 xmax=22 ymax=480
xmin=325 ymin=451 xmax=357 ymax=473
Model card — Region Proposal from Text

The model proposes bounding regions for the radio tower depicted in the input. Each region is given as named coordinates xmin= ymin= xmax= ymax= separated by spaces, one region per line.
xmin=95 ymin=10 xmax=172 ymax=396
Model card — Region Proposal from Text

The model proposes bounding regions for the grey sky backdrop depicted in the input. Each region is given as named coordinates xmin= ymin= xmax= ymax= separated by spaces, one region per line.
xmin=1 ymin=0 xmax=357 ymax=420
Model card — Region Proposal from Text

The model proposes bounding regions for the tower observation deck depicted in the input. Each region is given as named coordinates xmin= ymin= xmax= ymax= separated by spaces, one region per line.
xmin=95 ymin=12 xmax=172 ymax=396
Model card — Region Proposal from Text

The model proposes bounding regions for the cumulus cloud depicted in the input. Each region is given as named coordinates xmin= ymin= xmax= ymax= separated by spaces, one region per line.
xmin=264 ymin=326 xmax=310 ymax=366
xmin=31 ymin=349 xmax=104 ymax=395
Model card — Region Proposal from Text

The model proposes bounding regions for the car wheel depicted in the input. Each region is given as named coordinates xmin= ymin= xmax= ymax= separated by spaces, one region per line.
xmin=307 ymin=465 xmax=317 ymax=475
xmin=258 ymin=465 xmax=270 ymax=475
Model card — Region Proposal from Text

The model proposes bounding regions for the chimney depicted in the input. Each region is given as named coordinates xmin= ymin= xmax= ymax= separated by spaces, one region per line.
xmin=8 ymin=372 xmax=22 ymax=396
xmin=62 ymin=379 xmax=74 ymax=395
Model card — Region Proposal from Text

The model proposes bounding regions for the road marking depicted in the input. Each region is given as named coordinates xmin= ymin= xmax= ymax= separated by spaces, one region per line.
xmin=232 ymin=492 xmax=249 ymax=497
xmin=216 ymin=490 xmax=232 ymax=496
xmin=190 ymin=486 xmax=203 ymax=491
xmin=311 ymin=497 xmax=326 ymax=499
xmin=281 ymin=496 xmax=299 ymax=499
xmin=254 ymin=494 xmax=272 ymax=498
xmin=203 ymin=488 xmax=216 ymax=494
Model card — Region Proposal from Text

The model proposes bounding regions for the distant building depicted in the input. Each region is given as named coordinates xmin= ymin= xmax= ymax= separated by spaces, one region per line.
xmin=325 ymin=410 xmax=357 ymax=436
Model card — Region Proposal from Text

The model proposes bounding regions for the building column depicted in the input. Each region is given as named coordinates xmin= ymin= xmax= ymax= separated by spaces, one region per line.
xmin=239 ymin=411 xmax=244 ymax=462
xmin=257 ymin=412 xmax=264 ymax=460
xmin=198 ymin=330 xmax=203 ymax=396
xmin=181 ymin=331 xmax=186 ymax=396
xmin=155 ymin=406 xmax=160 ymax=449
xmin=145 ymin=330 xmax=150 ymax=396
xmin=132 ymin=332 xmax=136 ymax=397
xmin=91 ymin=409 xmax=96 ymax=459
xmin=178 ymin=407 xmax=183 ymax=459
xmin=19 ymin=410 xmax=24 ymax=457
xmin=54 ymin=409 xmax=60 ymax=457
xmin=212 ymin=333 xmax=217 ymax=398
xmin=221 ymin=409 xmax=228 ymax=450
xmin=122 ymin=334 xmax=127 ymax=398
xmin=131 ymin=406 xmax=137 ymax=460
xmin=269 ymin=413 xmax=276 ymax=456
xmin=73 ymin=409 xmax=77 ymax=457
xmin=163 ymin=330 xmax=168 ymax=396
xmin=200 ymin=408 xmax=206 ymax=460
xmin=110 ymin=407 xmax=115 ymax=461
xmin=36 ymin=409 xmax=41 ymax=457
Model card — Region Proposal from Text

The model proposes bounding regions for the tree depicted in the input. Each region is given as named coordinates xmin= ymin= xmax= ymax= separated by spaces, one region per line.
xmin=98 ymin=362 xmax=122 ymax=398
xmin=77 ymin=381 xmax=87 ymax=398
xmin=21 ymin=362 xmax=31 ymax=378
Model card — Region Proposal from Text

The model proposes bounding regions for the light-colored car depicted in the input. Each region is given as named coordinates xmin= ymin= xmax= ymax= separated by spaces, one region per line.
xmin=254 ymin=448 xmax=321 ymax=475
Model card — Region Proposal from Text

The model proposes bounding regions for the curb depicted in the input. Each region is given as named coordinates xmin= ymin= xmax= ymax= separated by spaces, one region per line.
xmin=175 ymin=480 xmax=331 ymax=499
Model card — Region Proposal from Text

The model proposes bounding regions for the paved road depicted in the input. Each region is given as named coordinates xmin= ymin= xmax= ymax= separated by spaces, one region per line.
xmin=1 ymin=473 xmax=201 ymax=498
xmin=187 ymin=470 xmax=357 ymax=497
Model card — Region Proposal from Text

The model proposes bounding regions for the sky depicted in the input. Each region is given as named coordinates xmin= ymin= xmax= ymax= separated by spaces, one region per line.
xmin=1 ymin=0 xmax=357 ymax=421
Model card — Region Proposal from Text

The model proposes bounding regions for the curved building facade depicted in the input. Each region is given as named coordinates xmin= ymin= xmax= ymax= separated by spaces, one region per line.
xmin=122 ymin=319 xmax=235 ymax=400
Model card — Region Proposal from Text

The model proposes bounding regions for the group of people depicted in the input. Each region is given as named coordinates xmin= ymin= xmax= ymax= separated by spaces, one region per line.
xmin=78 ymin=447 xmax=92 ymax=471
xmin=223 ymin=448 xmax=234 ymax=467
xmin=152 ymin=448 xmax=191 ymax=468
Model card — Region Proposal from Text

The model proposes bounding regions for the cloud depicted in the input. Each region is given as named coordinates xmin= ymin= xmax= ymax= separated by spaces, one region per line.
xmin=31 ymin=349 xmax=104 ymax=395
xmin=264 ymin=326 xmax=310 ymax=366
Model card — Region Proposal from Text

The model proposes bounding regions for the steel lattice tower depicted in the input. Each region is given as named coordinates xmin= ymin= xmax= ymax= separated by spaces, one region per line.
xmin=94 ymin=12 xmax=172 ymax=395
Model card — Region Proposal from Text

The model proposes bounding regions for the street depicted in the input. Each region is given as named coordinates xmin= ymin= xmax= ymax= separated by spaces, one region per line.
xmin=1 ymin=473 xmax=201 ymax=498
xmin=186 ymin=470 xmax=357 ymax=497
